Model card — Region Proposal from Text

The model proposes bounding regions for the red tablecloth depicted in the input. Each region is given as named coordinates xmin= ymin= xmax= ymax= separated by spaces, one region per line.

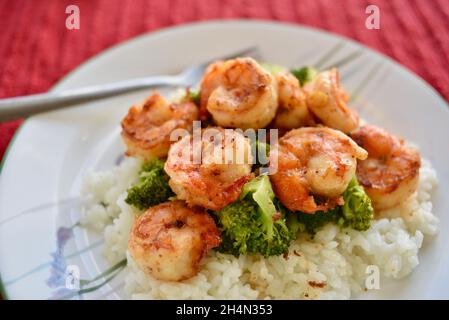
xmin=1 ymin=0 xmax=448 ymax=162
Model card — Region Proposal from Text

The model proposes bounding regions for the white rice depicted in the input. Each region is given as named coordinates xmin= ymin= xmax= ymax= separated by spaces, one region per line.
xmin=81 ymin=158 xmax=439 ymax=299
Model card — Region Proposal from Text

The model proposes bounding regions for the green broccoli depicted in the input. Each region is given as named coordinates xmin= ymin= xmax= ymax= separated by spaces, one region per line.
xmin=214 ymin=175 xmax=294 ymax=257
xmin=281 ymin=178 xmax=374 ymax=235
xmin=293 ymin=207 xmax=339 ymax=235
xmin=125 ymin=160 xmax=174 ymax=211
xmin=337 ymin=177 xmax=374 ymax=231
xmin=291 ymin=66 xmax=317 ymax=86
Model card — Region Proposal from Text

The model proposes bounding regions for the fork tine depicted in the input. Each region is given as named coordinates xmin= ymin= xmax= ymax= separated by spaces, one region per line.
xmin=350 ymin=61 xmax=384 ymax=103
xmin=321 ymin=50 xmax=363 ymax=70
xmin=180 ymin=46 xmax=261 ymax=87
xmin=314 ymin=41 xmax=345 ymax=69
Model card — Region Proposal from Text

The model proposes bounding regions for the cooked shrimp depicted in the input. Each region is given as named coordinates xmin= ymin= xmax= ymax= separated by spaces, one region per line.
xmin=200 ymin=58 xmax=278 ymax=129
xmin=272 ymin=71 xmax=315 ymax=130
xmin=121 ymin=93 xmax=198 ymax=161
xmin=165 ymin=127 xmax=253 ymax=211
xmin=128 ymin=200 xmax=220 ymax=282
xmin=270 ymin=127 xmax=368 ymax=214
xmin=304 ymin=69 xmax=359 ymax=133
xmin=350 ymin=125 xmax=421 ymax=211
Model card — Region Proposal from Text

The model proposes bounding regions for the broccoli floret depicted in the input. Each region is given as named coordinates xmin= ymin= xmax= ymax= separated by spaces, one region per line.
xmin=125 ymin=160 xmax=174 ymax=211
xmin=291 ymin=66 xmax=317 ymax=86
xmin=240 ymin=174 xmax=277 ymax=239
xmin=281 ymin=178 xmax=374 ymax=235
xmin=214 ymin=175 xmax=294 ymax=257
xmin=296 ymin=208 xmax=339 ymax=234
xmin=336 ymin=177 xmax=374 ymax=231
xmin=275 ymin=198 xmax=337 ymax=235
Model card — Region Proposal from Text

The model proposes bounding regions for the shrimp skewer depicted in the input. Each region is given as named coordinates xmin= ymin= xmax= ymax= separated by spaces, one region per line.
xmin=121 ymin=93 xmax=198 ymax=161
xmin=200 ymin=58 xmax=278 ymax=129
xmin=304 ymin=68 xmax=359 ymax=133
xmin=128 ymin=200 xmax=221 ymax=282
xmin=165 ymin=127 xmax=253 ymax=211
xmin=270 ymin=127 xmax=367 ymax=214
xmin=351 ymin=125 xmax=421 ymax=211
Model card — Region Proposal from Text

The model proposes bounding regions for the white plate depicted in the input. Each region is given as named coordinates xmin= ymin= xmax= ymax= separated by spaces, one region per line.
xmin=1 ymin=20 xmax=448 ymax=300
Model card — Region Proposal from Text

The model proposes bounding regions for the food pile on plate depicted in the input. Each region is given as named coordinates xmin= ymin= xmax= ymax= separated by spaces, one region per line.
xmin=82 ymin=57 xmax=439 ymax=299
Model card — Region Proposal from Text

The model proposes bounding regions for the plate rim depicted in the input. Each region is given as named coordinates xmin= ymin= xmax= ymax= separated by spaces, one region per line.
xmin=1 ymin=19 xmax=448 ymax=300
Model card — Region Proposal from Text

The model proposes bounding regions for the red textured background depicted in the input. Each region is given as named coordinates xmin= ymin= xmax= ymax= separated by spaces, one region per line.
xmin=1 ymin=0 xmax=449 ymax=162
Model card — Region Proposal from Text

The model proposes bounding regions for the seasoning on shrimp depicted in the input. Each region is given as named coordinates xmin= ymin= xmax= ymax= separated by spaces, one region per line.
xmin=164 ymin=127 xmax=253 ymax=211
xmin=304 ymin=69 xmax=359 ymax=133
xmin=200 ymin=57 xmax=278 ymax=129
xmin=272 ymin=71 xmax=315 ymax=131
xmin=351 ymin=125 xmax=421 ymax=211
xmin=270 ymin=127 xmax=368 ymax=214
xmin=128 ymin=200 xmax=221 ymax=282
xmin=121 ymin=93 xmax=198 ymax=161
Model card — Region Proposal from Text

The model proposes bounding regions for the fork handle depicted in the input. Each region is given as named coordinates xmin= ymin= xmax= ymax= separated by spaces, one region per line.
xmin=0 ymin=75 xmax=181 ymax=121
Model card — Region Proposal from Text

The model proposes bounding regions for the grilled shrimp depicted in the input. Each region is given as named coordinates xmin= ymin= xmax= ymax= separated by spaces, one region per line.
xmin=128 ymin=200 xmax=221 ymax=282
xmin=121 ymin=93 xmax=198 ymax=161
xmin=351 ymin=125 xmax=421 ymax=211
xmin=165 ymin=127 xmax=253 ymax=211
xmin=272 ymin=71 xmax=315 ymax=130
xmin=304 ymin=69 xmax=359 ymax=133
xmin=270 ymin=127 xmax=368 ymax=214
xmin=200 ymin=57 xmax=278 ymax=129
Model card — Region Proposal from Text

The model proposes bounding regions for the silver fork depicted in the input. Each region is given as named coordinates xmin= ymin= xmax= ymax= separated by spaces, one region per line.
xmin=0 ymin=46 xmax=259 ymax=121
